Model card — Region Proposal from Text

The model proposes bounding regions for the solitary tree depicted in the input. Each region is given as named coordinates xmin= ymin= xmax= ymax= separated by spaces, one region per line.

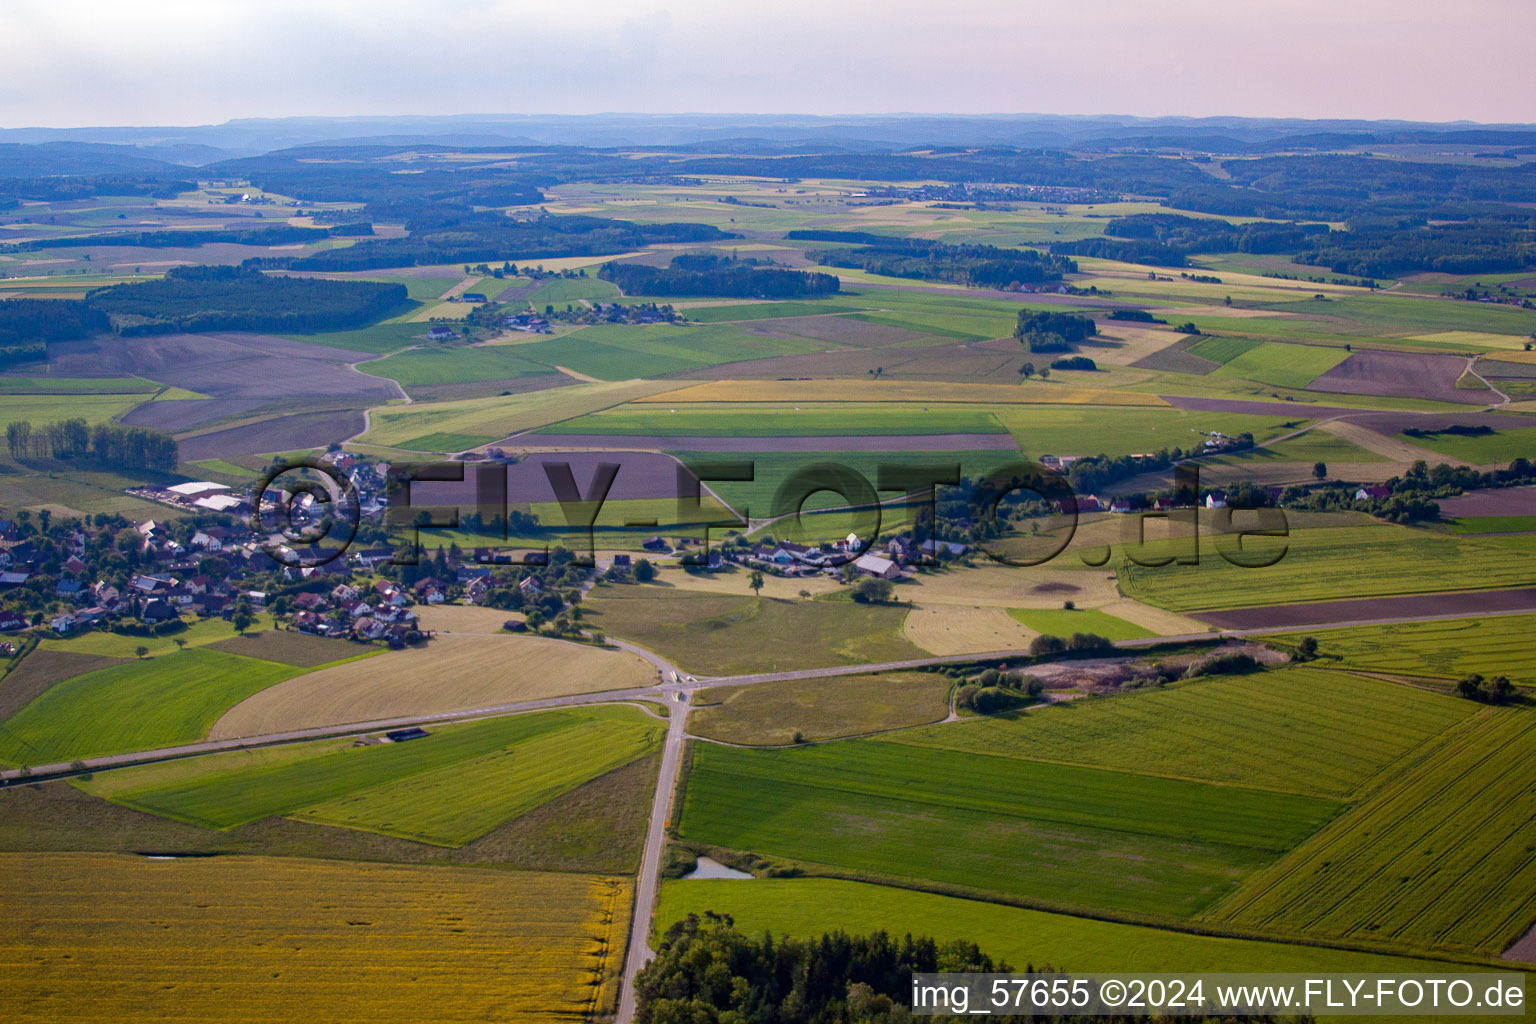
xmin=1297 ymin=636 xmax=1319 ymax=660
xmin=747 ymin=570 xmax=764 ymax=597
xmin=173 ymin=638 xmax=186 ymax=651
xmin=1038 ymin=367 xmax=1050 ymax=380
xmin=798 ymin=589 xmax=811 ymax=600
xmin=134 ymin=645 xmax=149 ymax=660
xmin=1019 ymin=362 xmax=1035 ymax=379
xmin=1313 ymin=461 xmax=1328 ymax=481
xmin=231 ymin=606 xmax=254 ymax=635
xmin=633 ymin=558 xmax=656 ymax=582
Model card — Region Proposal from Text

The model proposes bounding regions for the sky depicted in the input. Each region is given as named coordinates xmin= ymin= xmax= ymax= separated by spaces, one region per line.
xmin=3 ymin=0 xmax=1534 ymax=128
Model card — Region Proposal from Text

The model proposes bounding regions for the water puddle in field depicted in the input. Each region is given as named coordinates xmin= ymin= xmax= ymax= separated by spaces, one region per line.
xmin=681 ymin=856 xmax=753 ymax=880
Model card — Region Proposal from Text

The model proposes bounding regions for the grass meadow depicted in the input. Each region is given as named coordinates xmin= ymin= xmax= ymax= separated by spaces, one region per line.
xmin=687 ymin=671 xmax=952 ymax=745
xmin=1209 ymin=709 xmax=1536 ymax=956
xmin=1278 ymin=614 xmax=1536 ymax=685
xmin=678 ymin=739 xmax=1339 ymax=918
xmin=892 ymin=668 xmax=1472 ymax=799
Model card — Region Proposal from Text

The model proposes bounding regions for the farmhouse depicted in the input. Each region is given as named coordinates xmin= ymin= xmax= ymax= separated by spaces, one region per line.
xmin=853 ymin=553 xmax=899 ymax=579
xmin=427 ymin=326 xmax=457 ymax=341
xmin=1356 ymin=485 xmax=1392 ymax=501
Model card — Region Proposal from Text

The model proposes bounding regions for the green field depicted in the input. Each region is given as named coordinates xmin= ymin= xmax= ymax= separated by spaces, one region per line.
xmin=291 ymin=713 xmax=661 ymax=845
xmin=1449 ymin=515 xmax=1536 ymax=534
xmin=988 ymin=405 xmax=1305 ymax=459
xmin=1273 ymin=615 xmax=1536 ymax=686
xmin=360 ymin=379 xmax=676 ymax=447
xmin=89 ymin=706 xmax=651 ymax=836
xmin=1210 ymin=342 xmax=1353 ymax=389
xmin=0 ymin=376 xmax=160 ymax=395
xmin=687 ymin=671 xmax=951 ymax=746
xmin=511 ymin=322 xmax=831 ymax=380
xmin=0 ymin=392 xmax=149 ymax=426
xmin=525 ymin=276 xmax=620 ymax=305
xmin=678 ymin=739 xmax=1339 ymax=917
xmin=534 ymin=403 xmax=1006 ymax=437
xmin=682 ymin=301 xmax=857 ymax=323
xmin=584 ymin=589 xmax=921 ymax=675
xmin=394 ymin=431 xmax=498 ymax=452
xmin=1006 ymin=606 xmax=1153 ymax=641
xmin=39 ymin=615 xmax=276 ymax=659
xmin=1119 ymin=524 xmax=1536 ymax=612
xmin=892 ymin=668 xmax=1472 ymax=799
xmin=1186 ymin=336 xmax=1262 ymax=365
xmin=656 ymin=877 xmax=1491 ymax=977
xmin=1209 ymin=709 xmax=1536 ymax=956
xmin=360 ymin=345 xmax=559 ymax=389
xmin=0 ymin=649 xmax=299 ymax=765
xmin=1396 ymin=426 xmax=1536 ymax=464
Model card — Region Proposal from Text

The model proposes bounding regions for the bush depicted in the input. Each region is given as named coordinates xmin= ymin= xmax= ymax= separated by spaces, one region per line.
xmin=1029 ymin=634 xmax=1066 ymax=657
xmin=1187 ymin=651 xmax=1262 ymax=677
xmin=1067 ymin=632 xmax=1113 ymax=651
xmin=1050 ymin=355 xmax=1098 ymax=372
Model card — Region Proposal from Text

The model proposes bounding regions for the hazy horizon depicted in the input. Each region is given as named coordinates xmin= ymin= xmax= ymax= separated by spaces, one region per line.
xmin=5 ymin=0 xmax=1533 ymax=129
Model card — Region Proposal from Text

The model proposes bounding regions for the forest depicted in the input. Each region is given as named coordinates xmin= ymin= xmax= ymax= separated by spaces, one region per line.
xmin=599 ymin=253 xmax=839 ymax=298
xmin=4 ymin=223 xmax=334 ymax=251
xmin=267 ymin=211 xmax=734 ymax=271
xmin=1015 ymin=310 xmax=1096 ymax=353
xmin=792 ymin=231 xmax=1075 ymax=287
xmin=1051 ymin=213 xmax=1331 ymax=267
xmin=86 ymin=264 xmax=408 ymax=334
xmin=0 ymin=299 xmax=111 ymax=364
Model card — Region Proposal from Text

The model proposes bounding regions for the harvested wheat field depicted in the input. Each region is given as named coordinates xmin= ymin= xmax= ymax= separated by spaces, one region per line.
xmin=211 ymin=634 xmax=656 ymax=736
xmin=902 ymin=564 xmax=1123 ymax=609
xmin=649 ymin=565 xmax=841 ymax=600
xmin=1097 ymin=598 xmax=1211 ymax=637
xmin=0 ymin=853 xmax=630 ymax=1023
xmin=903 ymin=604 xmax=1036 ymax=655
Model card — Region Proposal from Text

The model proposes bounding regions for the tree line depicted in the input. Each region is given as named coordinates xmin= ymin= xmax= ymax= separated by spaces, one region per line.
xmin=3 ymin=223 xmax=336 ymax=253
xmin=791 ymin=230 xmax=1075 ymax=288
xmin=600 ymin=253 xmax=839 ymax=298
xmin=5 ymin=419 xmax=178 ymax=471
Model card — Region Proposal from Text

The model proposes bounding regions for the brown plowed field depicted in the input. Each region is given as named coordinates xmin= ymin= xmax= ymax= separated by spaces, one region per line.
xmin=1308 ymin=350 xmax=1487 ymax=404
xmin=1196 ymin=587 xmax=1536 ymax=630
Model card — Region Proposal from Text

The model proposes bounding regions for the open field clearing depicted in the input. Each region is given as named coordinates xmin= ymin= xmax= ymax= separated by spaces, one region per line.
xmin=1440 ymin=485 xmax=1536 ymax=517
xmin=899 ymin=563 xmax=1123 ymax=610
xmin=0 ymin=375 xmax=162 ymax=395
xmin=211 ymin=634 xmax=656 ymax=737
xmin=1414 ymin=331 xmax=1536 ymax=350
xmin=102 ymin=708 xmax=630 ymax=829
xmin=1309 ymin=349 xmax=1491 ymax=405
xmin=645 ymin=566 xmax=841 ymax=600
xmin=206 ymin=628 xmax=372 ymax=668
xmin=1006 ymin=606 xmax=1154 ymax=641
xmin=360 ymin=345 xmax=560 ymax=392
xmin=0 ymin=650 xmax=123 ymax=724
xmin=583 ymin=589 xmax=920 ymax=675
xmin=292 ymin=714 xmax=661 ymax=845
xmin=0 ymin=391 xmax=146 ymax=426
xmin=989 ymin=405 xmax=1306 ymax=457
xmin=39 ymin=614 xmax=277 ymax=659
xmin=631 ymin=379 xmax=1170 ymax=406
xmin=1097 ymin=597 xmax=1213 ymax=636
xmin=1209 ymin=709 xmax=1536 ymax=956
xmin=688 ymin=671 xmax=951 ymax=745
xmin=1314 ymin=418 xmax=1459 ymax=464
xmin=0 ymin=854 xmax=630 ymax=1023
xmin=678 ymin=740 xmax=1339 ymax=917
xmin=655 ymin=878 xmax=1491 ymax=978
xmin=1395 ymin=425 xmax=1536 ymax=464
xmin=509 ymin=321 xmax=836 ymax=380
xmin=408 ymin=602 xmax=530 ymax=633
xmin=1279 ymin=614 xmax=1536 ymax=686
xmin=359 ymin=379 xmax=679 ymax=447
xmin=1076 ymin=323 xmax=1188 ymax=366
xmin=903 ymin=604 xmax=1036 ymax=655
xmin=533 ymin=402 xmax=1006 ymax=437
xmin=0 ymin=649 xmax=300 ymax=765
xmin=1119 ymin=524 xmax=1536 ymax=612
xmin=49 ymin=332 xmax=403 ymax=422
xmin=892 ymin=668 xmax=1472 ymax=799
xmin=1209 ymin=342 xmax=1352 ymax=389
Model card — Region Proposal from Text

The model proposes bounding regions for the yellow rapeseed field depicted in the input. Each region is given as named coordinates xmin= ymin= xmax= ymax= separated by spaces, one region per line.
xmin=0 ymin=853 xmax=631 ymax=1023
